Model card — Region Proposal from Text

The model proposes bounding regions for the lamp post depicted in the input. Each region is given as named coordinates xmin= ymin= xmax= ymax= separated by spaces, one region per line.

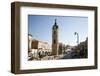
xmin=74 ymin=32 xmax=80 ymax=53
xmin=74 ymin=32 xmax=79 ymax=45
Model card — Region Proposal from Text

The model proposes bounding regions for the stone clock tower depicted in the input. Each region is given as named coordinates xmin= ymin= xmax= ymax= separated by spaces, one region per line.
xmin=52 ymin=19 xmax=59 ymax=55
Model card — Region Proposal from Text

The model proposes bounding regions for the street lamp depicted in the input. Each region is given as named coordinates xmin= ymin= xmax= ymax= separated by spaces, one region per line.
xmin=74 ymin=32 xmax=80 ymax=53
xmin=74 ymin=32 xmax=79 ymax=45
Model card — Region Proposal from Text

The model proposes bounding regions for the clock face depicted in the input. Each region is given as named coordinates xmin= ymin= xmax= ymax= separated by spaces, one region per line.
xmin=53 ymin=24 xmax=58 ymax=30
xmin=53 ymin=26 xmax=56 ymax=30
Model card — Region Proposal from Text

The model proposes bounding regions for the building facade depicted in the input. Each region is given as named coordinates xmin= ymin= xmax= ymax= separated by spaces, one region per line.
xmin=32 ymin=39 xmax=51 ymax=53
xmin=28 ymin=34 xmax=33 ymax=52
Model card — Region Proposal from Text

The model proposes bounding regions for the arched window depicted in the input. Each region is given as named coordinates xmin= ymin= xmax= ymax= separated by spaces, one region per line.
xmin=54 ymin=39 xmax=56 ymax=44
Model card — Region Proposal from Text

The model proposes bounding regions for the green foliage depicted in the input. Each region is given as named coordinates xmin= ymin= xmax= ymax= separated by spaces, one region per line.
xmin=74 ymin=38 xmax=88 ymax=58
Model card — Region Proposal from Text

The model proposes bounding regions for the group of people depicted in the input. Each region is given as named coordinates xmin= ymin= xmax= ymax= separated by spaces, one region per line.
xmin=28 ymin=49 xmax=51 ymax=60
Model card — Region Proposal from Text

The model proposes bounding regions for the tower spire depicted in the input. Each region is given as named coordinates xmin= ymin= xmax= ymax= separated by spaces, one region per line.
xmin=55 ymin=19 xmax=57 ymax=25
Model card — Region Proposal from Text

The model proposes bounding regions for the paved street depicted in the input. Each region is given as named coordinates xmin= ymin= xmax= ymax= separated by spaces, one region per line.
xmin=39 ymin=50 xmax=80 ymax=60
xmin=29 ymin=47 xmax=87 ymax=61
xmin=41 ymin=55 xmax=64 ymax=60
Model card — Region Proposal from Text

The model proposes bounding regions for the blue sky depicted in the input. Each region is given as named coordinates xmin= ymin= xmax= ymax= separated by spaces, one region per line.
xmin=28 ymin=15 xmax=88 ymax=46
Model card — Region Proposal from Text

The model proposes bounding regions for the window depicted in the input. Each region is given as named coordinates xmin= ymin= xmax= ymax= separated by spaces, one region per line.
xmin=54 ymin=39 xmax=56 ymax=44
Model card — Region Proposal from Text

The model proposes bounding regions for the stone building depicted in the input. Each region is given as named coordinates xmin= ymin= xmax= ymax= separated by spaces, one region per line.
xmin=32 ymin=39 xmax=51 ymax=53
xmin=28 ymin=34 xmax=51 ymax=59
xmin=52 ymin=19 xmax=59 ymax=55
xmin=28 ymin=34 xmax=33 ymax=52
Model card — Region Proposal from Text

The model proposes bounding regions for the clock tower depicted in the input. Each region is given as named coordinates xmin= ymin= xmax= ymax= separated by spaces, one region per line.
xmin=52 ymin=19 xmax=59 ymax=55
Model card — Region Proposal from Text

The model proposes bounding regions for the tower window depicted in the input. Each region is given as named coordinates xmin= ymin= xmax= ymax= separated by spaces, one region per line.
xmin=54 ymin=39 xmax=56 ymax=44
